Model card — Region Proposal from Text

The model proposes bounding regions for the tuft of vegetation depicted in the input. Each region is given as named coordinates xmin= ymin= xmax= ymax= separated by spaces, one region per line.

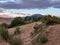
xmin=0 ymin=27 xmax=9 ymax=41
xmin=14 ymin=27 xmax=21 ymax=35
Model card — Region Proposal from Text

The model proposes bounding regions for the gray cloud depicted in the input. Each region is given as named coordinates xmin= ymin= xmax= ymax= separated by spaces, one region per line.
xmin=0 ymin=0 xmax=60 ymax=9
xmin=51 ymin=0 xmax=60 ymax=8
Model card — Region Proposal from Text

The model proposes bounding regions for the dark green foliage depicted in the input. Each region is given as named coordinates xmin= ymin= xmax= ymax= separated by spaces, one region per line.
xmin=14 ymin=27 xmax=20 ymax=35
xmin=9 ymin=16 xmax=42 ymax=28
xmin=0 ymin=27 xmax=9 ymax=41
xmin=9 ymin=17 xmax=25 ymax=28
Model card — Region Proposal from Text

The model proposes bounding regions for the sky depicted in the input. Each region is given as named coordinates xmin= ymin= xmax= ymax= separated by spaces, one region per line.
xmin=0 ymin=0 xmax=60 ymax=16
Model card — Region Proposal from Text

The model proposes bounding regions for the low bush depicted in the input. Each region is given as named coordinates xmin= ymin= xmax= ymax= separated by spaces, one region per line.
xmin=0 ymin=26 xmax=23 ymax=45
xmin=0 ymin=27 xmax=9 ymax=41
xmin=14 ymin=27 xmax=20 ymax=35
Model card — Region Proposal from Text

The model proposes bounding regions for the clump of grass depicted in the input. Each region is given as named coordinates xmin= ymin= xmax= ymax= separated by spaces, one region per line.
xmin=14 ymin=27 xmax=21 ymax=35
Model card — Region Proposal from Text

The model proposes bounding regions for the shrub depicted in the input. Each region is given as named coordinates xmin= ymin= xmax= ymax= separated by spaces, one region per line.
xmin=9 ymin=17 xmax=25 ymax=28
xmin=14 ymin=27 xmax=20 ymax=35
xmin=0 ymin=26 xmax=22 ymax=45
xmin=45 ymin=19 xmax=55 ymax=25
xmin=0 ymin=27 xmax=9 ymax=41
xmin=41 ymin=15 xmax=60 ymax=25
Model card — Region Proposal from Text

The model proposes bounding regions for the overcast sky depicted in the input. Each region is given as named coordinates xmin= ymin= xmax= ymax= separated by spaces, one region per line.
xmin=0 ymin=0 xmax=60 ymax=16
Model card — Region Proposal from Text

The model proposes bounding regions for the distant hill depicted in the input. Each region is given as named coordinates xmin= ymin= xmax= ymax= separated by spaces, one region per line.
xmin=32 ymin=14 xmax=43 ymax=18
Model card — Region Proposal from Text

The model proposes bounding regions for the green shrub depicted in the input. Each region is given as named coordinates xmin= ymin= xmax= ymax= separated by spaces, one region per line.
xmin=9 ymin=17 xmax=25 ymax=28
xmin=0 ymin=26 xmax=22 ymax=45
xmin=0 ymin=27 xmax=9 ymax=41
xmin=41 ymin=15 xmax=60 ymax=25
xmin=14 ymin=27 xmax=20 ymax=35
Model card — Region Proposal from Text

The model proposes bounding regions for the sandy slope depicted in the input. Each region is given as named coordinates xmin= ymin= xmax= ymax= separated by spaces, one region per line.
xmin=8 ymin=22 xmax=42 ymax=45
xmin=1 ymin=22 xmax=60 ymax=45
xmin=45 ymin=24 xmax=60 ymax=45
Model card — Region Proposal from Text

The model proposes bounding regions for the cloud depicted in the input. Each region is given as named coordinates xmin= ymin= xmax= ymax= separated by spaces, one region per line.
xmin=50 ymin=0 xmax=60 ymax=8
xmin=0 ymin=0 xmax=60 ymax=9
